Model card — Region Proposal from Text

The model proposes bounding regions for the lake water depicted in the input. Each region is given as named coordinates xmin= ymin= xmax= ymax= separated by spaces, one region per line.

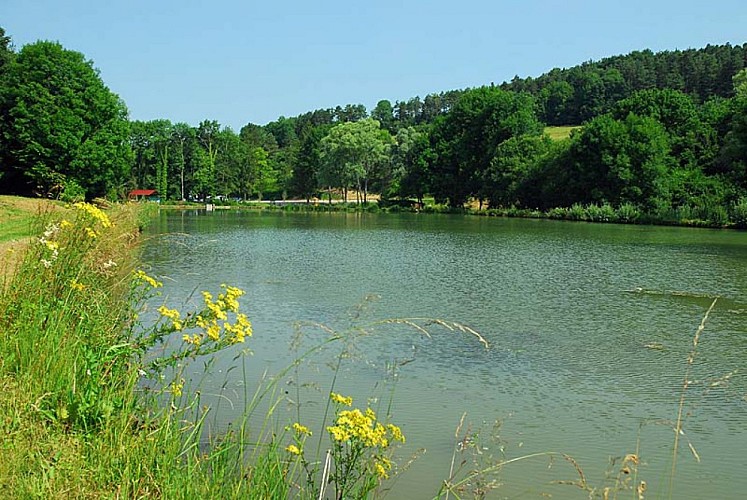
xmin=142 ymin=210 xmax=747 ymax=499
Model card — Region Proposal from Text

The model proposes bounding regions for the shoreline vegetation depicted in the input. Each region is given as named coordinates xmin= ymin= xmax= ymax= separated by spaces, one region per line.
xmin=158 ymin=196 xmax=747 ymax=230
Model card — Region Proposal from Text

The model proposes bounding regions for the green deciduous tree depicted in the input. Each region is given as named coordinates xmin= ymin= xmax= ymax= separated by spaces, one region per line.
xmin=485 ymin=134 xmax=552 ymax=207
xmin=429 ymin=86 xmax=543 ymax=207
xmin=319 ymin=118 xmax=393 ymax=203
xmin=0 ymin=40 xmax=131 ymax=198
xmin=391 ymin=126 xmax=432 ymax=204
xmin=564 ymin=113 xmax=673 ymax=207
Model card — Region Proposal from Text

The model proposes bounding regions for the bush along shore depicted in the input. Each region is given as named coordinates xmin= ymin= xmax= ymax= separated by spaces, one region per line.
xmin=159 ymin=197 xmax=747 ymax=229
xmin=0 ymin=202 xmax=411 ymax=498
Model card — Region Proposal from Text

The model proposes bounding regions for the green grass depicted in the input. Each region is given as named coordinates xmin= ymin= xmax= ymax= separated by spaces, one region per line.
xmin=544 ymin=125 xmax=582 ymax=141
xmin=0 ymin=202 xmax=412 ymax=498
xmin=0 ymin=195 xmax=53 ymax=242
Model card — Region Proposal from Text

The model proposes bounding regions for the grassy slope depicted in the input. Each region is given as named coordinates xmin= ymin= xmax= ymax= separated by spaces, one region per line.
xmin=544 ymin=125 xmax=582 ymax=141
xmin=0 ymin=195 xmax=49 ymax=242
xmin=0 ymin=196 xmax=57 ymax=279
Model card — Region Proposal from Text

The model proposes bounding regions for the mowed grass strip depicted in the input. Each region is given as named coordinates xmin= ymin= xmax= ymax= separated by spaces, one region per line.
xmin=0 ymin=195 xmax=65 ymax=242
xmin=544 ymin=125 xmax=582 ymax=141
xmin=0 ymin=196 xmax=63 ymax=279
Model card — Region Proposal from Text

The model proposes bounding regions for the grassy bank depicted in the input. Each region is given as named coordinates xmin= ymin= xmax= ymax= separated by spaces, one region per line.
xmin=0 ymin=196 xmax=60 ymax=278
xmin=0 ymin=201 xmax=252 ymax=497
xmin=0 ymin=200 xmax=412 ymax=498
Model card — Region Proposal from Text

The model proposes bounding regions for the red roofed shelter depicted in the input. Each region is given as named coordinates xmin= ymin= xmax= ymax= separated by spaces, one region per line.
xmin=128 ymin=189 xmax=158 ymax=201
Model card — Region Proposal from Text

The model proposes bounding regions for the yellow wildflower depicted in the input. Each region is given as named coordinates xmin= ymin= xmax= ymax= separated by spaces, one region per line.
xmin=73 ymin=202 xmax=112 ymax=228
xmin=196 ymin=315 xmax=208 ymax=329
xmin=156 ymin=305 xmax=183 ymax=330
xmin=170 ymin=379 xmax=184 ymax=397
xmin=134 ymin=270 xmax=162 ymax=288
xmin=44 ymin=240 xmax=59 ymax=251
xmin=223 ymin=314 xmax=252 ymax=343
xmin=205 ymin=324 xmax=220 ymax=342
xmin=330 ymin=392 xmax=353 ymax=406
xmin=206 ymin=323 xmax=221 ymax=341
xmin=60 ymin=219 xmax=72 ymax=229
xmin=236 ymin=313 xmax=252 ymax=333
xmin=292 ymin=422 xmax=312 ymax=436
xmin=327 ymin=406 xmax=400 ymax=449
xmin=207 ymin=301 xmax=228 ymax=320
xmin=70 ymin=279 xmax=86 ymax=292
xmin=387 ymin=424 xmax=405 ymax=443
xmin=374 ymin=461 xmax=389 ymax=479
xmin=219 ymin=284 xmax=245 ymax=312
xmin=158 ymin=305 xmax=180 ymax=320
xmin=327 ymin=425 xmax=351 ymax=442
xmin=84 ymin=227 xmax=98 ymax=239
xmin=285 ymin=444 xmax=301 ymax=455
xmin=182 ymin=334 xmax=202 ymax=346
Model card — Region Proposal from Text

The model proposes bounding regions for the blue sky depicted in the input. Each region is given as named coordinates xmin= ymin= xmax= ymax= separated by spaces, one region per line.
xmin=2 ymin=1 xmax=745 ymax=130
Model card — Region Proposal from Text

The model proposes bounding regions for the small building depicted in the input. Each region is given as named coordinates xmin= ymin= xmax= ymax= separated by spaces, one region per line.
xmin=128 ymin=189 xmax=159 ymax=202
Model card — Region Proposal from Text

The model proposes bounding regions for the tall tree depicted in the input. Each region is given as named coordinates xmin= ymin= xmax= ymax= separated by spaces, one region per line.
xmin=290 ymin=124 xmax=328 ymax=201
xmin=392 ymin=126 xmax=432 ymax=205
xmin=564 ymin=113 xmax=672 ymax=207
xmin=371 ymin=100 xmax=395 ymax=132
xmin=484 ymin=134 xmax=552 ymax=207
xmin=0 ymin=40 xmax=131 ymax=198
xmin=429 ymin=86 xmax=543 ymax=207
xmin=319 ymin=118 xmax=393 ymax=203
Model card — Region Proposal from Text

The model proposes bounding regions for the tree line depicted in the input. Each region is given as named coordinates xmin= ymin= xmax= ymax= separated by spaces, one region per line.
xmin=1 ymin=26 xmax=746 ymax=224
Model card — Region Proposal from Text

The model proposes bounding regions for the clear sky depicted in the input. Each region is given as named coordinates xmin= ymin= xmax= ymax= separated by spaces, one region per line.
xmin=2 ymin=1 xmax=745 ymax=131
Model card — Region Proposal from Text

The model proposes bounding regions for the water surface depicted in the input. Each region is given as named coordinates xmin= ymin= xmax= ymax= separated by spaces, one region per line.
xmin=143 ymin=211 xmax=747 ymax=498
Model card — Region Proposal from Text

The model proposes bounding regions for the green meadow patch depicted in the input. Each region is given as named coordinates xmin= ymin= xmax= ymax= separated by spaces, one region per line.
xmin=544 ymin=125 xmax=582 ymax=141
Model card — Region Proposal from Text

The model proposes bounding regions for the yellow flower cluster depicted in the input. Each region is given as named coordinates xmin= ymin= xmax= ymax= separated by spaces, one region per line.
xmin=158 ymin=305 xmax=183 ymax=330
xmin=198 ymin=288 xmax=252 ymax=344
xmin=219 ymin=284 xmax=244 ymax=313
xmin=84 ymin=227 xmax=98 ymax=239
xmin=330 ymin=392 xmax=353 ymax=406
xmin=292 ymin=422 xmax=312 ymax=436
xmin=182 ymin=333 xmax=202 ymax=345
xmin=286 ymin=444 xmax=301 ymax=455
xmin=387 ymin=424 xmax=405 ymax=443
xmin=134 ymin=270 xmax=163 ymax=288
xmin=224 ymin=313 xmax=252 ymax=343
xmin=170 ymin=379 xmax=184 ymax=397
xmin=328 ymin=408 xmax=389 ymax=447
xmin=326 ymin=394 xmax=405 ymax=450
xmin=60 ymin=219 xmax=72 ymax=229
xmin=374 ymin=456 xmax=393 ymax=478
xmin=70 ymin=279 xmax=86 ymax=292
xmin=73 ymin=202 xmax=112 ymax=228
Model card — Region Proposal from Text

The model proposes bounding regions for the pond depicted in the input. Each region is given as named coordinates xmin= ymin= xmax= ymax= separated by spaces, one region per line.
xmin=142 ymin=210 xmax=747 ymax=499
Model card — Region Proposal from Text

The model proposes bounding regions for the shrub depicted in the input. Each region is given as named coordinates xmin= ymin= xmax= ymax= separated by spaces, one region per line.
xmin=617 ymin=203 xmax=641 ymax=223
xmin=730 ymin=197 xmax=747 ymax=228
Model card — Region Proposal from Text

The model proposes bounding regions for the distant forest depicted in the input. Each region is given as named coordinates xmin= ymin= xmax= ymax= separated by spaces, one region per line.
xmin=1 ymin=25 xmax=746 ymax=224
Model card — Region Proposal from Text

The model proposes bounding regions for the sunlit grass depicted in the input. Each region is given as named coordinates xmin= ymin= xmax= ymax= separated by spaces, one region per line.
xmin=543 ymin=125 xmax=582 ymax=141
